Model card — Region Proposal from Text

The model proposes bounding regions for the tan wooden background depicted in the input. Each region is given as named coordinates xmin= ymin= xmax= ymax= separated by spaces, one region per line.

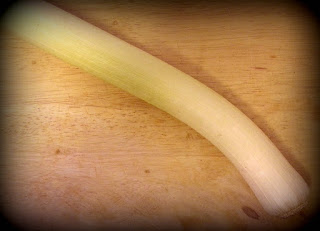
xmin=1 ymin=0 xmax=319 ymax=230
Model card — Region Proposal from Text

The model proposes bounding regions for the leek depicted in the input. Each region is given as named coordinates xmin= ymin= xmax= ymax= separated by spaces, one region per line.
xmin=3 ymin=1 xmax=309 ymax=217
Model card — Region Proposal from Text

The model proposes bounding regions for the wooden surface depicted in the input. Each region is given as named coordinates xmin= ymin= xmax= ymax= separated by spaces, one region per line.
xmin=1 ymin=0 xmax=319 ymax=230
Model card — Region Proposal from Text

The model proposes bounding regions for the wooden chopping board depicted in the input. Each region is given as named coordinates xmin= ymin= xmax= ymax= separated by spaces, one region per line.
xmin=1 ymin=0 xmax=319 ymax=230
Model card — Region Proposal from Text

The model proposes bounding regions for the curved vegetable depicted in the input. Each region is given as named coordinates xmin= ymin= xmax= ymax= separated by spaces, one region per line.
xmin=3 ymin=1 xmax=309 ymax=217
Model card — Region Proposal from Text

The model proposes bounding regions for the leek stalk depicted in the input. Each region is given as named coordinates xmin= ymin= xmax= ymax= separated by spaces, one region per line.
xmin=3 ymin=1 xmax=309 ymax=217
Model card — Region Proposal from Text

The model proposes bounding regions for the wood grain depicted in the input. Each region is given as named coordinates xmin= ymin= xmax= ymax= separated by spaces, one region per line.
xmin=1 ymin=0 xmax=319 ymax=230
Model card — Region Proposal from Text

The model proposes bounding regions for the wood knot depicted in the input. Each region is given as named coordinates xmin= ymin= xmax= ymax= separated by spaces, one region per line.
xmin=242 ymin=206 xmax=259 ymax=220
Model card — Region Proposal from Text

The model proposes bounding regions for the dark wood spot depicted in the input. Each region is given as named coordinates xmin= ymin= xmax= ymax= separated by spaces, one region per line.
xmin=145 ymin=169 xmax=150 ymax=173
xmin=55 ymin=149 xmax=61 ymax=154
xmin=186 ymin=133 xmax=194 ymax=139
xmin=254 ymin=67 xmax=267 ymax=70
xmin=270 ymin=55 xmax=277 ymax=58
xmin=242 ymin=206 xmax=259 ymax=220
xmin=112 ymin=20 xmax=118 ymax=26
xmin=32 ymin=60 xmax=37 ymax=64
